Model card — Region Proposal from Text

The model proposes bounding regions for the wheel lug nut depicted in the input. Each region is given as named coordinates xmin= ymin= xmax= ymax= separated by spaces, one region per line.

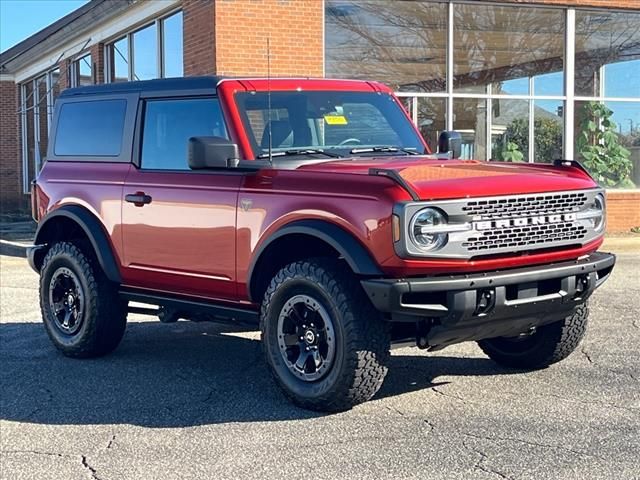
xmin=305 ymin=347 xmax=310 ymax=351
xmin=299 ymin=336 xmax=304 ymax=341
xmin=310 ymin=323 xmax=314 ymax=327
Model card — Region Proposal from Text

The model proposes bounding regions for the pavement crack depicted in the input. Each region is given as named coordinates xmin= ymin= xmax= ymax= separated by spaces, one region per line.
xmin=432 ymin=386 xmax=472 ymax=405
xmin=423 ymin=418 xmax=436 ymax=433
xmin=81 ymin=455 xmax=102 ymax=480
xmin=385 ymin=405 xmax=405 ymax=416
xmin=462 ymin=440 xmax=514 ymax=480
xmin=463 ymin=432 xmax=601 ymax=460
xmin=3 ymin=449 xmax=68 ymax=458
xmin=514 ymin=390 xmax=640 ymax=414
xmin=106 ymin=435 xmax=116 ymax=450
xmin=581 ymin=345 xmax=594 ymax=364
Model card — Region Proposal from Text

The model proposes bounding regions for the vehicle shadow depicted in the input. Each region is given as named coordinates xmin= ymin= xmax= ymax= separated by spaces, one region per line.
xmin=0 ymin=320 xmax=519 ymax=427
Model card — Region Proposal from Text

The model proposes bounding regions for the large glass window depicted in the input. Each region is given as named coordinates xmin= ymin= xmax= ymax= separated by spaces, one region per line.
xmin=71 ymin=54 xmax=92 ymax=87
xmin=132 ymin=23 xmax=158 ymax=80
xmin=54 ymin=100 xmax=127 ymax=157
xmin=19 ymin=68 xmax=62 ymax=192
xmin=490 ymin=99 xmax=529 ymax=162
xmin=453 ymin=98 xmax=487 ymax=160
xmin=325 ymin=1 xmax=447 ymax=92
xmin=575 ymin=11 xmax=640 ymax=98
xmin=141 ymin=98 xmax=228 ymax=170
xmin=163 ymin=11 xmax=183 ymax=77
xmin=533 ymin=100 xmax=563 ymax=164
xmin=574 ymin=10 xmax=640 ymax=188
xmin=325 ymin=2 xmax=639 ymax=188
xmin=454 ymin=4 xmax=564 ymax=94
xmin=109 ymin=37 xmax=129 ymax=83
xmin=575 ymin=101 xmax=639 ymax=188
xmin=106 ymin=11 xmax=183 ymax=83
xmin=417 ymin=97 xmax=446 ymax=153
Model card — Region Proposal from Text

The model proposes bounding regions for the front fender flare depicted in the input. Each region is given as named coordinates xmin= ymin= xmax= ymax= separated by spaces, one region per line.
xmin=247 ymin=220 xmax=383 ymax=301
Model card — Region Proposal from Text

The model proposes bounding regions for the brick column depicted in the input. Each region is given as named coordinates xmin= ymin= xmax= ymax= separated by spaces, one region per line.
xmin=91 ymin=43 xmax=105 ymax=84
xmin=58 ymin=58 xmax=71 ymax=89
xmin=214 ymin=0 xmax=323 ymax=77
xmin=182 ymin=0 xmax=216 ymax=76
xmin=182 ymin=0 xmax=324 ymax=78
xmin=0 ymin=80 xmax=24 ymax=214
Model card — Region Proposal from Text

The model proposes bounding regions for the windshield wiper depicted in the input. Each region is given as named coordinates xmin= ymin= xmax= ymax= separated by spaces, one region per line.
xmin=349 ymin=146 xmax=420 ymax=156
xmin=257 ymin=148 xmax=342 ymax=159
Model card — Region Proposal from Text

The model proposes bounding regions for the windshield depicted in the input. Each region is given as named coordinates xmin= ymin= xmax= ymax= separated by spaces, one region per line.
xmin=235 ymin=91 xmax=427 ymax=159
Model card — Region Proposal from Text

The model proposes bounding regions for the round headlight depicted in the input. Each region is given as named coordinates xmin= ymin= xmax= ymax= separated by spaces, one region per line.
xmin=410 ymin=208 xmax=448 ymax=251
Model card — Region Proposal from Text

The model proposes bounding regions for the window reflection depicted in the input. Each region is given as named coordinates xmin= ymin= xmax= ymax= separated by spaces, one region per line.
xmin=534 ymin=100 xmax=563 ymax=163
xmin=417 ymin=97 xmax=446 ymax=153
xmin=454 ymin=4 xmax=564 ymax=94
xmin=575 ymin=101 xmax=639 ymax=188
xmin=490 ymin=99 xmax=529 ymax=162
xmin=73 ymin=54 xmax=92 ymax=86
xmin=453 ymin=98 xmax=487 ymax=160
xmin=35 ymin=75 xmax=48 ymax=165
xmin=106 ymin=11 xmax=184 ymax=82
xmin=163 ymin=11 xmax=183 ymax=77
xmin=133 ymin=23 xmax=158 ymax=80
xmin=110 ymin=37 xmax=129 ymax=83
xmin=325 ymin=1 xmax=447 ymax=92
xmin=533 ymin=71 xmax=562 ymax=97
xmin=575 ymin=11 xmax=640 ymax=98
xmin=23 ymin=82 xmax=36 ymax=188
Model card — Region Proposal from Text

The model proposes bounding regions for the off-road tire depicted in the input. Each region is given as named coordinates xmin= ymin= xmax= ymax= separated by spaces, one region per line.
xmin=478 ymin=303 xmax=589 ymax=370
xmin=260 ymin=258 xmax=390 ymax=412
xmin=39 ymin=241 xmax=127 ymax=358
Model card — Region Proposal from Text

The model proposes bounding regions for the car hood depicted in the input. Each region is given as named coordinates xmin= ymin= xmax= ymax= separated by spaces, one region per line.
xmin=296 ymin=157 xmax=597 ymax=200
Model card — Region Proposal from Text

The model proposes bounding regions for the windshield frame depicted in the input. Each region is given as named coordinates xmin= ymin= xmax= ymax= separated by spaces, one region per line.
xmin=233 ymin=89 xmax=429 ymax=161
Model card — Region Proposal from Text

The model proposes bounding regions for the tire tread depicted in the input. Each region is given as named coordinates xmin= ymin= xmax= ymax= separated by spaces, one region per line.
xmin=260 ymin=258 xmax=389 ymax=412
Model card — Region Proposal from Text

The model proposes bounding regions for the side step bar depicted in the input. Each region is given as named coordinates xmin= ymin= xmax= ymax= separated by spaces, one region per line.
xmin=119 ymin=288 xmax=259 ymax=324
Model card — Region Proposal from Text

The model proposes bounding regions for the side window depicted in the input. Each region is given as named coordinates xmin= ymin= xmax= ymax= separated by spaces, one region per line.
xmin=141 ymin=97 xmax=228 ymax=170
xmin=54 ymin=99 xmax=126 ymax=156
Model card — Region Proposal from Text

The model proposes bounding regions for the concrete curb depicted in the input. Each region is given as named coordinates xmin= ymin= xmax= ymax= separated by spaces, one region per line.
xmin=0 ymin=240 xmax=28 ymax=258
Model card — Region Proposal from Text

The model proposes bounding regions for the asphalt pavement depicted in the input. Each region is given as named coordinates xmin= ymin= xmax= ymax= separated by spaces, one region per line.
xmin=1 ymin=251 xmax=638 ymax=480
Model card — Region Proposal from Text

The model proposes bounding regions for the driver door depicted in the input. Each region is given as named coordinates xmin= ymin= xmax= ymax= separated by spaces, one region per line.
xmin=121 ymin=96 xmax=241 ymax=300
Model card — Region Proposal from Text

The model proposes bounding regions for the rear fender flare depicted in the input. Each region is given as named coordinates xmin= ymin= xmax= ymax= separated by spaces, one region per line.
xmin=34 ymin=205 xmax=122 ymax=283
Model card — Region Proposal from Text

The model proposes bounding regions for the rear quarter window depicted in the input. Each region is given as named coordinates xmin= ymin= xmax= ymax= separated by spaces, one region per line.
xmin=54 ymin=99 xmax=127 ymax=156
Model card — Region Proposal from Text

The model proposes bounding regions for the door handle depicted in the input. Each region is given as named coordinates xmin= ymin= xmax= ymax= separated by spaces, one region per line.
xmin=125 ymin=192 xmax=152 ymax=206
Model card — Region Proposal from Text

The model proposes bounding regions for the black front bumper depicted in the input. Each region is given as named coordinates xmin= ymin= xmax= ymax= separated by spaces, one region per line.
xmin=361 ymin=252 xmax=615 ymax=348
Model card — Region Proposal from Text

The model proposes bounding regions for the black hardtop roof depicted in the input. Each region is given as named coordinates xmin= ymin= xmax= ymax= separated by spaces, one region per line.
xmin=60 ymin=76 xmax=225 ymax=97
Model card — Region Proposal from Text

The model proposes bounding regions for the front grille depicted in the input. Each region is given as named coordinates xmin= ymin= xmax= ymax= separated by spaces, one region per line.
xmin=462 ymin=191 xmax=588 ymax=220
xmin=462 ymin=222 xmax=588 ymax=252
xmin=397 ymin=188 xmax=602 ymax=259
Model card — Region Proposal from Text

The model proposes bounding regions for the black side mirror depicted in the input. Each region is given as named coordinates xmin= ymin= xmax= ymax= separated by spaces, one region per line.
xmin=188 ymin=136 xmax=239 ymax=169
xmin=438 ymin=131 xmax=462 ymax=159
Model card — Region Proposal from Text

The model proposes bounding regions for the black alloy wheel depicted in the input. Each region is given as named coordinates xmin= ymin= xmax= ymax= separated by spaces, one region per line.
xmin=48 ymin=267 xmax=85 ymax=336
xmin=277 ymin=294 xmax=336 ymax=382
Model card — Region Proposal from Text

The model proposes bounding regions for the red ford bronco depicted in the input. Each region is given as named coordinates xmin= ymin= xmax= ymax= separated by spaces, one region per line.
xmin=29 ymin=76 xmax=615 ymax=411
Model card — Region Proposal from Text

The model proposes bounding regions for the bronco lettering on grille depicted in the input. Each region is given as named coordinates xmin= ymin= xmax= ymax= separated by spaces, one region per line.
xmin=473 ymin=213 xmax=578 ymax=231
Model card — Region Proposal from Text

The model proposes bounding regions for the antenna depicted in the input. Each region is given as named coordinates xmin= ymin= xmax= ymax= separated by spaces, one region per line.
xmin=267 ymin=36 xmax=273 ymax=165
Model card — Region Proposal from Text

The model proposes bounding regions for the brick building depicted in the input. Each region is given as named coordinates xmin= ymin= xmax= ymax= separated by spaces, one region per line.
xmin=0 ymin=0 xmax=638 ymax=231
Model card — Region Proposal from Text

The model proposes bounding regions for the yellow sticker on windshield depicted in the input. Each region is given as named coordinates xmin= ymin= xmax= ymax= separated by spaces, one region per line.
xmin=324 ymin=115 xmax=348 ymax=125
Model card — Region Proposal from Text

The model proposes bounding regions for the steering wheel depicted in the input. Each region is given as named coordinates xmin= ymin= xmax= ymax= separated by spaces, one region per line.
xmin=338 ymin=138 xmax=362 ymax=146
